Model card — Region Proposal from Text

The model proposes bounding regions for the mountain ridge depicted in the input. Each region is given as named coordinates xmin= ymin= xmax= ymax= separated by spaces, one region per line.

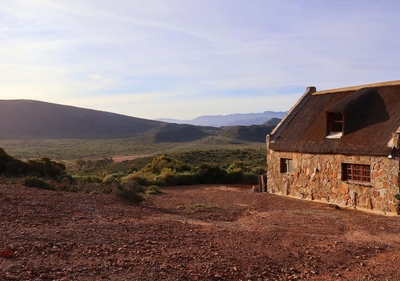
xmin=157 ymin=111 xmax=287 ymax=127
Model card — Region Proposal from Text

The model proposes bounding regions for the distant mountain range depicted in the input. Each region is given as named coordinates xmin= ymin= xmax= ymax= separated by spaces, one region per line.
xmin=0 ymin=100 xmax=282 ymax=143
xmin=158 ymin=111 xmax=287 ymax=127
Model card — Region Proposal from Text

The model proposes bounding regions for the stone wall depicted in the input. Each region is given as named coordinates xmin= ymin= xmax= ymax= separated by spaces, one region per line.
xmin=266 ymin=149 xmax=400 ymax=214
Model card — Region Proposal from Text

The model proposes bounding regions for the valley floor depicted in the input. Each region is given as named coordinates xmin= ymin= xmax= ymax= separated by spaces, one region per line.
xmin=1 ymin=184 xmax=400 ymax=280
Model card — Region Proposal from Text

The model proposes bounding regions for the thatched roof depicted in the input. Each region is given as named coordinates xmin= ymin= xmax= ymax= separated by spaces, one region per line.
xmin=269 ymin=81 xmax=400 ymax=156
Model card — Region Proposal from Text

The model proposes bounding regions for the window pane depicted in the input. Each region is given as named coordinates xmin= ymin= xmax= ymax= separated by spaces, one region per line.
xmin=342 ymin=163 xmax=370 ymax=182
xmin=288 ymin=159 xmax=293 ymax=172
xmin=331 ymin=122 xmax=343 ymax=132
xmin=332 ymin=112 xmax=343 ymax=121
xmin=327 ymin=112 xmax=344 ymax=134
xmin=280 ymin=158 xmax=293 ymax=173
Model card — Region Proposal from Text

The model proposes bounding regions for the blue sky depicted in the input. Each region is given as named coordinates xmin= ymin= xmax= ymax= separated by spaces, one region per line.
xmin=1 ymin=0 xmax=400 ymax=119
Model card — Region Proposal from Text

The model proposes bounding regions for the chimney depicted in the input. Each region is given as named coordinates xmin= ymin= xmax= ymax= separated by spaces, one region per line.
xmin=392 ymin=132 xmax=400 ymax=148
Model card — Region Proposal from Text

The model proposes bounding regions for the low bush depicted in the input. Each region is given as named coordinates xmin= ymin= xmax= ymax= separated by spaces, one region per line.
xmin=74 ymin=176 xmax=103 ymax=184
xmin=22 ymin=177 xmax=54 ymax=190
xmin=114 ymin=181 xmax=144 ymax=203
xmin=4 ymin=159 xmax=33 ymax=176
xmin=142 ymin=154 xmax=191 ymax=174
xmin=28 ymin=157 xmax=66 ymax=179
xmin=58 ymin=175 xmax=76 ymax=184
xmin=226 ymin=168 xmax=244 ymax=183
xmin=146 ymin=185 xmax=161 ymax=195
xmin=0 ymin=147 xmax=13 ymax=174
xmin=193 ymin=203 xmax=206 ymax=207
xmin=196 ymin=164 xmax=228 ymax=184
xmin=252 ymin=167 xmax=266 ymax=175
xmin=102 ymin=174 xmax=118 ymax=185
xmin=175 ymin=172 xmax=199 ymax=185
xmin=129 ymin=172 xmax=164 ymax=186
xmin=242 ymin=173 xmax=259 ymax=184
xmin=157 ymin=168 xmax=178 ymax=186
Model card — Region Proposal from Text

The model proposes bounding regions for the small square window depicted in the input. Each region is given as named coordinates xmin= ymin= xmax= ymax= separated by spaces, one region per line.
xmin=280 ymin=158 xmax=293 ymax=173
xmin=342 ymin=163 xmax=370 ymax=182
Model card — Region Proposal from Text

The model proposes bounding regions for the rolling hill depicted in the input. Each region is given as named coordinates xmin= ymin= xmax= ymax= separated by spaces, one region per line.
xmin=151 ymin=123 xmax=220 ymax=143
xmin=219 ymin=124 xmax=276 ymax=143
xmin=0 ymin=100 xmax=165 ymax=139
xmin=0 ymin=100 xmax=280 ymax=143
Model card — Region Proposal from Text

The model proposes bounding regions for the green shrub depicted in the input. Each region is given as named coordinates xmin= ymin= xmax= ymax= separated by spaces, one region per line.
xmin=158 ymin=168 xmax=178 ymax=186
xmin=132 ymin=175 xmax=149 ymax=186
xmin=128 ymin=171 xmax=164 ymax=186
xmin=175 ymin=172 xmax=199 ymax=185
xmin=227 ymin=168 xmax=243 ymax=183
xmin=28 ymin=157 xmax=66 ymax=179
xmin=227 ymin=160 xmax=250 ymax=172
xmin=194 ymin=203 xmax=206 ymax=207
xmin=117 ymin=188 xmax=144 ymax=202
xmin=115 ymin=181 xmax=144 ymax=203
xmin=142 ymin=154 xmax=191 ymax=174
xmin=146 ymin=185 xmax=161 ymax=195
xmin=102 ymin=172 xmax=129 ymax=185
xmin=103 ymin=175 xmax=117 ymax=185
xmin=22 ymin=177 xmax=53 ymax=190
xmin=4 ymin=159 xmax=32 ymax=176
xmin=252 ymin=167 xmax=266 ymax=175
xmin=58 ymin=174 xmax=76 ymax=184
xmin=120 ymin=173 xmax=137 ymax=184
xmin=57 ymin=182 xmax=78 ymax=192
xmin=195 ymin=164 xmax=228 ymax=184
xmin=0 ymin=147 xmax=13 ymax=174
xmin=241 ymin=173 xmax=259 ymax=184
xmin=74 ymin=176 xmax=103 ymax=183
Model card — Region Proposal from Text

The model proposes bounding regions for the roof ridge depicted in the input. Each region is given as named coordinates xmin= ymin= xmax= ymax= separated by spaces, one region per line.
xmin=270 ymin=86 xmax=316 ymax=142
xmin=313 ymin=80 xmax=400 ymax=95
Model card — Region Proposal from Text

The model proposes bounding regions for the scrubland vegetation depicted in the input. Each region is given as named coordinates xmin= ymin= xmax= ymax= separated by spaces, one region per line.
xmin=0 ymin=136 xmax=265 ymax=160
xmin=0 ymin=141 xmax=266 ymax=203
xmin=0 ymin=101 xmax=271 ymax=203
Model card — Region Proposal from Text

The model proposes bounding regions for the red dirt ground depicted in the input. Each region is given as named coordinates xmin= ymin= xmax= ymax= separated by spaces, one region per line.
xmin=1 ymin=184 xmax=400 ymax=281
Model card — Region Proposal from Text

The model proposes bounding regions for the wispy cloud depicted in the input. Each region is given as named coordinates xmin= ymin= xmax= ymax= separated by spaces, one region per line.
xmin=1 ymin=0 xmax=400 ymax=119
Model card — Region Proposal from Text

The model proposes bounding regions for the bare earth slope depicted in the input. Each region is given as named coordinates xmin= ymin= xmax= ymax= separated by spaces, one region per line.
xmin=1 ymin=184 xmax=400 ymax=280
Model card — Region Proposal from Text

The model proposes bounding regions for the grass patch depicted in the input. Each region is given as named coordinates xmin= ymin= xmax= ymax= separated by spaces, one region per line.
xmin=193 ymin=203 xmax=214 ymax=209
xmin=193 ymin=203 xmax=206 ymax=208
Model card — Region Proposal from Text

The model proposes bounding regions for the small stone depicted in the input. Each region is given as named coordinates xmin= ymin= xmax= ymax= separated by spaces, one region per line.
xmin=0 ymin=249 xmax=15 ymax=258
xmin=39 ymin=273 xmax=54 ymax=279
xmin=5 ymin=273 xmax=18 ymax=280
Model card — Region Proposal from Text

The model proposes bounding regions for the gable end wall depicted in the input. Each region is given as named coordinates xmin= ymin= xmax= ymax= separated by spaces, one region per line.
xmin=267 ymin=149 xmax=399 ymax=214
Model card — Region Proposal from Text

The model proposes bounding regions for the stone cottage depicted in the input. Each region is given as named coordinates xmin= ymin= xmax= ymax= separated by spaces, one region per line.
xmin=266 ymin=80 xmax=400 ymax=214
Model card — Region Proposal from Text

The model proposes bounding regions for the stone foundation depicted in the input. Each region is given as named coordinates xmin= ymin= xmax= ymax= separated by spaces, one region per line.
xmin=266 ymin=150 xmax=399 ymax=214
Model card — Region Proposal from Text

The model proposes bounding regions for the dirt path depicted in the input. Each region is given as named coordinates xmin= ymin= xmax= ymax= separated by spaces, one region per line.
xmin=1 ymin=184 xmax=400 ymax=280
